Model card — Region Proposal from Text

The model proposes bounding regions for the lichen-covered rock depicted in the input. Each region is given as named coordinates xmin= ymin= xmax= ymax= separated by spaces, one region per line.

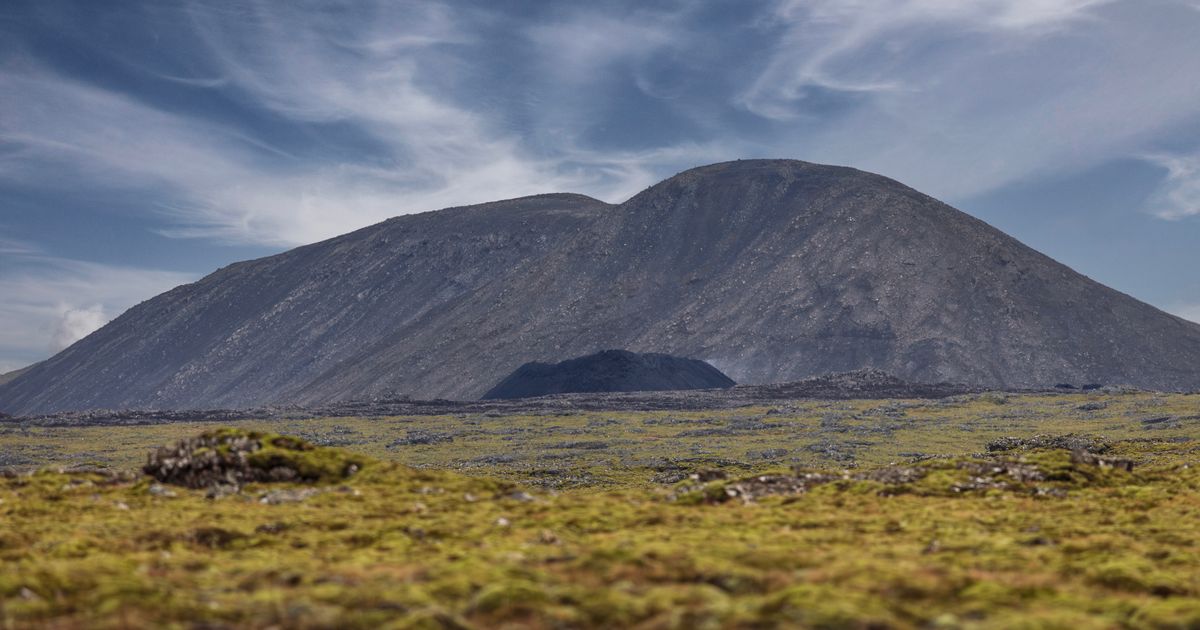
xmin=144 ymin=428 xmax=363 ymax=489
xmin=674 ymin=446 xmax=1139 ymax=504
xmin=1069 ymin=449 xmax=1134 ymax=472
xmin=258 ymin=488 xmax=322 ymax=504
xmin=986 ymin=433 xmax=1109 ymax=454
xmin=674 ymin=465 xmax=926 ymax=503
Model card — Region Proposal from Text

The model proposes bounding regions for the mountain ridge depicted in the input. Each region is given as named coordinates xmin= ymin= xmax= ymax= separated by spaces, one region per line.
xmin=3 ymin=159 xmax=1199 ymax=414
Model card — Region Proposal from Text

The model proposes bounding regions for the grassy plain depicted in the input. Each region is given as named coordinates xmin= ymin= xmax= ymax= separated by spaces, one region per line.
xmin=2 ymin=391 xmax=1199 ymax=628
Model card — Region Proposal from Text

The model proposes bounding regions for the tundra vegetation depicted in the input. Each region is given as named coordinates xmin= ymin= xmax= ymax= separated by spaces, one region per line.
xmin=1 ymin=390 xmax=1199 ymax=628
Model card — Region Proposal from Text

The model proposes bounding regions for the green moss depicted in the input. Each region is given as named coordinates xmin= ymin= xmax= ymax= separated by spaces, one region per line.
xmin=2 ymin=397 xmax=1200 ymax=627
xmin=244 ymin=440 xmax=362 ymax=482
xmin=760 ymin=584 xmax=897 ymax=628
xmin=153 ymin=427 xmax=367 ymax=486
xmin=1130 ymin=598 xmax=1200 ymax=628
xmin=468 ymin=579 xmax=552 ymax=616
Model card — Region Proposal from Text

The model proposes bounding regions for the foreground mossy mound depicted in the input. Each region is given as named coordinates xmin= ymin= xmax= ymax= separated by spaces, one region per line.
xmin=143 ymin=428 xmax=365 ymax=488
xmin=2 ymin=428 xmax=1200 ymax=628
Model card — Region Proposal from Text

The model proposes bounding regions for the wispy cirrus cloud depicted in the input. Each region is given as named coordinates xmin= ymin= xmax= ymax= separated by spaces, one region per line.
xmin=0 ymin=236 xmax=39 ymax=256
xmin=170 ymin=1 xmax=727 ymax=241
xmin=0 ymin=60 xmax=672 ymax=248
xmin=0 ymin=2 xmax=719 ymax=248
xmin=739 ymin=0 xmax=1115 ymax=120
xmin=5 ymin=0 xmax=1196 ymax=251
xmin=736 ymin=0 xmax=1200 ymax=201
xmin=524 ymin=12 xmax=677 ymax=83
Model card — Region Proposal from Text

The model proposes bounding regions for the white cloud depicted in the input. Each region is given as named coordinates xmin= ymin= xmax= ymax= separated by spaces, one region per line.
xmin=1142 ymin=154 xmax=1200 ymax=219
xmin=0 ymin=253 xmax=194 ymax=369
xmin=50 ymin=305 xmax=108 ymax=352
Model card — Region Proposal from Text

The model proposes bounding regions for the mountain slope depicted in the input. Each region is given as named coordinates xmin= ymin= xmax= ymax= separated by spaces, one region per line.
xmin=3 ymin=160 xmax=1199 ymax=414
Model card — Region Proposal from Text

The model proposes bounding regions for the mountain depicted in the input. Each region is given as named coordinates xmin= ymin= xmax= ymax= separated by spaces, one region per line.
xmin=3 ymin=159 xmax=1200 ymax=414
xmin=481 ymin=350 xmax=736 ymax=400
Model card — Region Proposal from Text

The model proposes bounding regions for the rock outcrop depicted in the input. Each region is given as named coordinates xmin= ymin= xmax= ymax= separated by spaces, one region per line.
xmin=481 ymin=350 xmax=735 ymax=400
xmin=144 ymin=429 xmax=362 ymax=489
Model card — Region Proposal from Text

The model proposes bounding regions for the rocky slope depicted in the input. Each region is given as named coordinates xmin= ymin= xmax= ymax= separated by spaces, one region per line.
xmin=481 ymin=350 xmax=735 ymax=399
xmin=3 ymin=159 xmax=1200 ymax=413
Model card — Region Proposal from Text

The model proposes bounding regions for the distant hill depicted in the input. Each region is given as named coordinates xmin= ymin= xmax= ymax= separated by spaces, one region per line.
xmin=3 ymin=159 xmax=1200 ymax=414
xmin=0 ymin=365 xmax=31 ymax=387
xmin=482 ymin=350 xmax=735 ymax=400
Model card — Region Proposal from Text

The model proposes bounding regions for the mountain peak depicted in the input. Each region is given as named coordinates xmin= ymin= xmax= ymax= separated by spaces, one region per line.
xmin=658 ymin=158 xmax=884 ymax=187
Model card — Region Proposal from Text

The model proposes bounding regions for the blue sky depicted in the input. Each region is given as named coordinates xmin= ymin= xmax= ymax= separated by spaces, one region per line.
xmin=2 ymin=0 xmax=1200 ymax=373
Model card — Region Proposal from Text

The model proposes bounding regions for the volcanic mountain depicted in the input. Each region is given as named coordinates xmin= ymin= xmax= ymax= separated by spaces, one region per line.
xmin=481 ymin=350 xmax=736 ymax=400
xmin=3 ymin=159 xmax=1200 ymax=414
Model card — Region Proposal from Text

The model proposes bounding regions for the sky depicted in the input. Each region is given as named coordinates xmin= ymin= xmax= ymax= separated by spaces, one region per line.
xmin=2 ymin=0 xmax=1200 ymax=374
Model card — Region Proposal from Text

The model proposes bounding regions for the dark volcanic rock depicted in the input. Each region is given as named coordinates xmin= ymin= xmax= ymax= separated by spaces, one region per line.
xmin=4 ymin=159 xmax=1200 ymax=414
xmin=481 ymin=350 xmax=735 ymax=400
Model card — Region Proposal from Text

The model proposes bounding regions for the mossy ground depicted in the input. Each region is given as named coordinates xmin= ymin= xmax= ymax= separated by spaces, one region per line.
xmin=1 ymin=391 xmax=1199 ymax=628
xmin=4 ymin=391 xmax=1198 ymax=487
